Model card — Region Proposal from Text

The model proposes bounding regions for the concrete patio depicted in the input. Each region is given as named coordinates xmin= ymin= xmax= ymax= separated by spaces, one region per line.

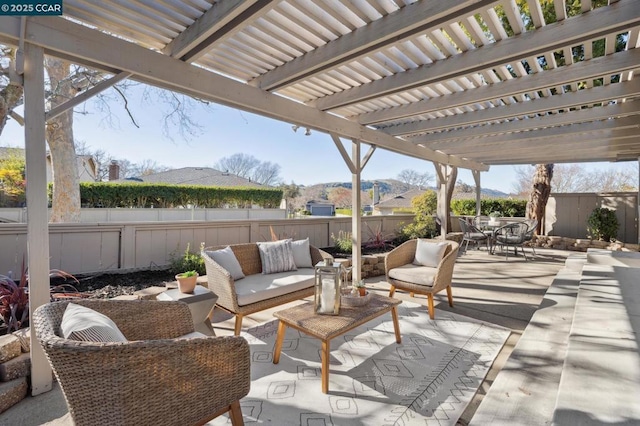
xmin=1 ymin=247 xmax=571 ymax=425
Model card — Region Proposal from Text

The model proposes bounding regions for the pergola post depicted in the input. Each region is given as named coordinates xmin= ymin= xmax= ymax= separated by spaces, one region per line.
xmin=472 ymin=170 xmax=481 ymax=217
xmin=330 ymin=134 xmax=376 ymax=283
xmin=351 ymin=140 xmax=362 ymax=283
xmin=24 ymin=43 xmax=53 ymax=395
xmin=637 ymin=156 xmax=640 ymax=246
xmin=435 ymin=163 xmax=449 ymax=238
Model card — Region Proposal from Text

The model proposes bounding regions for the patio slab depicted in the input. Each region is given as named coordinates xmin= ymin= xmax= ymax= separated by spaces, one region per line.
xmin=0 ymin=247 xmax=570 ymax=425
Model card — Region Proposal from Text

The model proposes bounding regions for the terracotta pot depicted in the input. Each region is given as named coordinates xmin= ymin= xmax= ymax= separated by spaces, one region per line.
xmin=358 ymin=287 xmax=366 ymax=296
xmin=175 ymin=273 xmax=198 ymax=293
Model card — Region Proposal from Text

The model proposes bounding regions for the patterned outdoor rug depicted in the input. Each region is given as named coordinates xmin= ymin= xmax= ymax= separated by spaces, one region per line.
xmin=209 ymin=301 xmax=510 ymax=426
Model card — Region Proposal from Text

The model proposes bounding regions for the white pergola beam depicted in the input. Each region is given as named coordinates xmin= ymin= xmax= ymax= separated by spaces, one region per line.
xmin=413 ymin=100 xmax=640 ymax=146
xmin=163 ymin=0 xmax=277 ymax=61
xmin=430 ymin=115 xmax=640 ymax=154
xmin=253 ymin=0 xmax=498 ymax=91
xmin=313 ymin=0 xmax=640 ymax=111
xmin=359 ymin=47 xmax=640 ymax=125
xmin=401 ymin=78 xmax=640 ymax=137
xmin=0 ymin=15 xmax=487 ymax=171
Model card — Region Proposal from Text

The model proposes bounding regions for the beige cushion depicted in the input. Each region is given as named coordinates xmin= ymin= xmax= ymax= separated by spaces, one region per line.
xmin=388 ymin=264 xmax=437 ymax=287
xmin=291 ymin=238 xmax=313 ymax=268
xmin=257 ymin=239 xmax=297 ymax=274
xmin=61 ymin=303 xmax=127 ymax=342
xmin=413 ymin=240 xmax=448 ymax=267
xmin=205 ymin=246 xmax=245 ymax=281
xmin=235 ymin=268 xmax=315 ymax=306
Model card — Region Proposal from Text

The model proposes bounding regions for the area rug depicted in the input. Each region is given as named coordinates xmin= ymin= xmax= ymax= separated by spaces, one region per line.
xmin=209 ymin=301 xmax=510 ymax=426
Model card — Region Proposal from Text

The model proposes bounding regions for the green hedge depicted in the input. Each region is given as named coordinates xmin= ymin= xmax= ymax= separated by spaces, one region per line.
xmin=71 ymin=183 xmax=282 ymax=208
xmin=451 ymin=198 xmax=527 ymax=217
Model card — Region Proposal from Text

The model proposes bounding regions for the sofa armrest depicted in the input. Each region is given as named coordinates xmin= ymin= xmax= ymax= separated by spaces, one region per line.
xmin=202 ymin=249 xmax=241 ymax=312
xmin=431 ymin=241 xmax=459 ymax=293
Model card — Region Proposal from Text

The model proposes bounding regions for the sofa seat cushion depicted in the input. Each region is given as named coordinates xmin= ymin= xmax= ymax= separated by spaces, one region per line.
xmin=388 ymin=264 xmax=437 ymax=287
xmin=235 ymin=268 xmax=315 ymax=306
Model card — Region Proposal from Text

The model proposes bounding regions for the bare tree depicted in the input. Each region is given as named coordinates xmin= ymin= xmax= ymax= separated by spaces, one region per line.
xmin=397 ymin=169 xmax=434 ymax=191
xmin=527 ymin=164 xmax=554 ymax=233
xmin=252 ymin=161 xmax=281 ymax=186
xmin=514 ymin=163 xmax=638 ymax=195
xmin=215 ymin=153 xmax=282 ymax=186
xmin=0 ymin=47 xmax=23 ymax=136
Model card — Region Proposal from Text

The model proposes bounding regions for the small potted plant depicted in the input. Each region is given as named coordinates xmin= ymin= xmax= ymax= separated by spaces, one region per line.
xmin=352 ymin=279 xmax=366 ymax=297
xmin=175 ymin=270 xmax=198 ymax=293
xmin=488 ymin=211 xmax=502 ymax=226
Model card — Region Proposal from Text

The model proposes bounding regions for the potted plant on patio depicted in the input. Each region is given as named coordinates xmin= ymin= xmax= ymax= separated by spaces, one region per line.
xmin=175 ymin=270 xmax=198 ymax=293
xmin=488 ymin=211 xmax=502 ymax=226
xmin=352 ymin=279 xmax=367 ymax=297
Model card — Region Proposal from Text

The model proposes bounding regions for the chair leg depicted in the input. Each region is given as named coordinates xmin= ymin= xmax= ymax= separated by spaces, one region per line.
xmin=229 ymin=401 xmax=244 ymax=426
xmin=427 ymin=294 xmax=435 ymax=320
xmin=234 ymin=315 xmax=244 ymax=336
xmin=389 ymin=286 xmax=396 ymax=297
xmin=446 ymin=286 xmax=454 ymax=307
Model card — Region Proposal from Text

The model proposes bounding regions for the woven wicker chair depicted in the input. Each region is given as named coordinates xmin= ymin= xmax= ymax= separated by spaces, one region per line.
xmin=202 ymin=243 xmax=329 ymax=335
xmin=385 ymin=239 xmax=459 ymax=320
xmin=33 ymin=299 xmax=250 ymax=426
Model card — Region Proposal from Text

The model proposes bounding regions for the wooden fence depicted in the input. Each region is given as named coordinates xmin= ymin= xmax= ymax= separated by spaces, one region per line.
xmin=0 ymin=215 xmax=412 ymax=277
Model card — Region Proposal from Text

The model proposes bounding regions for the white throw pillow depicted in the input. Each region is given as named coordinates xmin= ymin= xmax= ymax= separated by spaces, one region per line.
xmin=205 ymin=246 xmax=245 ymax=281
xmin=290 ymin=238 xmax=313 ymax=268
xmin=257 ymin=239 xmax=297 ymax=274
xmin=413 ymin=240 xmax=448 ymax=267
xmin=61 ymin=303 xmax=127 ymax=342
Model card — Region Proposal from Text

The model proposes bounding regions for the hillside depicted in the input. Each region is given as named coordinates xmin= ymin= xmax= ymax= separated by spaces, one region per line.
xmin=294 ymin=179 xmax=509 ymax=209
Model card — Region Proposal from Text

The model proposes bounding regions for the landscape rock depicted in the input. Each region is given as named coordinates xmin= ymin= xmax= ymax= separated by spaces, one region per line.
xmin=0 ymin=377 xmax=27 ymax=414
xmin=0 ymin=335 xmax=21 ymax=363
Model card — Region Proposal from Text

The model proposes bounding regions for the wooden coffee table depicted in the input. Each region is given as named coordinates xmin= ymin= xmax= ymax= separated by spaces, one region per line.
xmin=272 ymin=293 xmax=402 ymax=393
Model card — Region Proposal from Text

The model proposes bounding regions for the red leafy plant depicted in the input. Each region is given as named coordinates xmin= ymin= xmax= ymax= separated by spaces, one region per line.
xmin=363 ymin=223 xmax=395 ymax=252
xmin=0 ymin=260 xmax=79 ymax=333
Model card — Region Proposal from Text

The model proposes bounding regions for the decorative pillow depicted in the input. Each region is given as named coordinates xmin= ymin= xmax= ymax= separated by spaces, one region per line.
xmin=290 ymin=238 xmax=313 ymax=268
xmin=257 ymin=239 xmax=297 ymax=274
xmin=61 ymin=303 xmax=127 ymax=342
xmin=205 ymin=246 xmax=245 ymax=281
xmin=413 ymin=240 xmax=448 ymax=267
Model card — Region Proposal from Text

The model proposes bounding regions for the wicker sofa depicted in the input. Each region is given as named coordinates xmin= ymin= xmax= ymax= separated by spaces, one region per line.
xmin=202 ymin=242 xmax=329 ymax=335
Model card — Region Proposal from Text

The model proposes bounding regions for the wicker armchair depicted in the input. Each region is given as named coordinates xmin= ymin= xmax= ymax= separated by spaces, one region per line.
xmin=385 ymin=239 xmax=459 ymax=319
xmin=33 ymin=299 xmax=250 ymax=426
xmin=202 ymin=243 xmax=329 ymax=335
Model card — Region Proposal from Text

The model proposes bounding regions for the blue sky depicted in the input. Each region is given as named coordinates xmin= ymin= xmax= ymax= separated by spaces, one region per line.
xmin=0 ymin=85 xmax=630 ymax=193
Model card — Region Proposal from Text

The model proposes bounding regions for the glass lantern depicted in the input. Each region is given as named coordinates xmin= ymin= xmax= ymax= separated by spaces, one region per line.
xmin=314 ymin=259 xmax=342 ymax=315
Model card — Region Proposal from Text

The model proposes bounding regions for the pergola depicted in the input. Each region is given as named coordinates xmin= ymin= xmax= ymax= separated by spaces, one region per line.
xmin=0 ymin=0 xmax=638 ymax=394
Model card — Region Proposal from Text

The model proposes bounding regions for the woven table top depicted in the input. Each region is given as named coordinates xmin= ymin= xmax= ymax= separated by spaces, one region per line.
xmin=273 ymin=293 xmax=402 ymax=341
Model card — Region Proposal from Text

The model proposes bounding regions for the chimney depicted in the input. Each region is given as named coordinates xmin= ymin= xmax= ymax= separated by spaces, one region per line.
xmin=373 ymin=182 xmax=380 ymax=205
xmin=108 ymin=160 xmax=120 ymax=181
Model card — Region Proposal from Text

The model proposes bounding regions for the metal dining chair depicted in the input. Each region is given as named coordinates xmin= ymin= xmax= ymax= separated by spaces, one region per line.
xmin=459 ymin=218 xmax=490 ymax=253
xmin=493 ymin=222 xmax=529 ymax=260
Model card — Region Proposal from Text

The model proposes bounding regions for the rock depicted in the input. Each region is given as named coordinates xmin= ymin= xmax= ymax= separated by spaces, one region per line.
xmin=0 ymin=335 xmax=21 ymax=363
xmin=0 ymin=353 xmax=30 ymax=382
xmin=0 ymin=377 xmax=27 ymax=414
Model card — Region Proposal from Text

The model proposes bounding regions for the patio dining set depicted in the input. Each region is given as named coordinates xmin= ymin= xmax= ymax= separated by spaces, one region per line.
xmin=459 ymin=216 xmax=537 ymax=260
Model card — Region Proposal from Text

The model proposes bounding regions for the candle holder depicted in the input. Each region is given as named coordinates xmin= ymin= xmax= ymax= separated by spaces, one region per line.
xmin=314 ymin=261 xmax=342 ymax=315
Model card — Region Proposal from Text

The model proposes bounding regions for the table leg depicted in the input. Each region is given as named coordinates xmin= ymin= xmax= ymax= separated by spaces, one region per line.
xmin=391 ymin=307 xmax=401 ymax=343
xmin=273 ymin=321 xmax=287 ymax=364
xmin=321 ymin=339 xmax=330 ymax=393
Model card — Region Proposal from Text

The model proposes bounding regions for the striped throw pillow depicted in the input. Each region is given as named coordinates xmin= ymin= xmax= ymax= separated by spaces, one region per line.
xmin=61 ymin=303 xmax=128 ymax=342
xmin=257 ymin=239 xmax=298 ymax=274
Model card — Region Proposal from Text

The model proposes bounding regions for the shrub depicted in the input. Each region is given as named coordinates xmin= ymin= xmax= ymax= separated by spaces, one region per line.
xmin=170 ymin=242 xmax=206 ymax=276
xmin=331 ymin=230 xmax=352 ymax=253
xmin=395 ymin=216 xmax=437 ymax=244
xmin=587 ymin=207 xmax=619 ymax=242
xmin=0 ymin=261 xmax=78 ymax=332
xmin=364 ymin=224 xmax=395 ymax=251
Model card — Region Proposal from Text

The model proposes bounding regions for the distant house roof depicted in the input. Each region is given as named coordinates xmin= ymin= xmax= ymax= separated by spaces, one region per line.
xmin=114 ymin=167 xmax=265 ymax=187
xmin=376 ymin=189 xmax=427 ymax=209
